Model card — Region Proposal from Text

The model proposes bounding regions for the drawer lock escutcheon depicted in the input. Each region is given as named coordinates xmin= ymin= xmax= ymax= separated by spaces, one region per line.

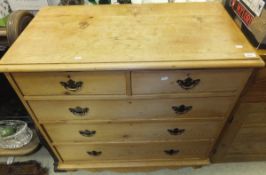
xmin=79 ymin=130 xmax=96 ymax=137
xmin=177 ymin=77 xmax=200 ymax=90
xmin=167 ymin=128 xmax=185 ymax=135
xmin=60 ymin=78 xmax=83 ymax=92
xmin=87 ymin=151 xmax=102 ymax=156
xmin=164 ymin=149 xmax=179 ymax=156
xmin=172 ymin=105 xmax=192 ymax=115
xmin=69 ymin=106 xmax=89 ymax=116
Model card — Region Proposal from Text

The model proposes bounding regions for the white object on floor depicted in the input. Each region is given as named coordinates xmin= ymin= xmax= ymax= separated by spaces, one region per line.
xmin=6 ymin=156 xmax=15 ymax=165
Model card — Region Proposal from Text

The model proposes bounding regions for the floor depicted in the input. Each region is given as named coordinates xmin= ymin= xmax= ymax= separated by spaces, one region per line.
xmin=1 ymin=147 xmax=266 ymax=175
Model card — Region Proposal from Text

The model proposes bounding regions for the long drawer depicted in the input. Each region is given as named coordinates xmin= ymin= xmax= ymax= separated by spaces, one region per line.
xmin=132 ymin=69 xmax=251 ymax=94
xmin=43 ymin=120 xmax=222 ymax=143
xmin=56 ymin=141 xmax=212 ymax=161
xmin=12 ymin=72 xmax=126 ymax=96
xmin=29 ymin=97 xmax=233 ymax=121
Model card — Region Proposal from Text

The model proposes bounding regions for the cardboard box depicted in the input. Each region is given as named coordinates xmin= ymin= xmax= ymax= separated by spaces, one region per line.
xmin=225 ymin=0 xmax=266 ymax=49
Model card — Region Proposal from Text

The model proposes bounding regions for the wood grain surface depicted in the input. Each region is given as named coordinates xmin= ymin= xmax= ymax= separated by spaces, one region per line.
xmin=0 ymin=3 xmax=264 ymax=72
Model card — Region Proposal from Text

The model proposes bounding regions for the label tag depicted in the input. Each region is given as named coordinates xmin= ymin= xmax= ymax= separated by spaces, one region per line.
xmin=74 ymin=56 xmax=82 ymax=60
xmin=235 ymin=45 xmax=244 ymax=48
xmin=244 ymin=52 xmax=257 ymax=58
xmin=231 ymin=0 xmax=255 ymax=26
xmin=161 ymin=76 xmax=169 ymax=81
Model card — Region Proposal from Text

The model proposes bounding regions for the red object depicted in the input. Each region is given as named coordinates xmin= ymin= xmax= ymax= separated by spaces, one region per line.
xmin=232 ymin=1 xmax=254 ymax=26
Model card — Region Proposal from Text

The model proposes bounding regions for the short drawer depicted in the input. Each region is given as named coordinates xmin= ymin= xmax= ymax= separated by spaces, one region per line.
xmin=43 ymin=120 xmax=222 ymax=143
xmin=56 ymin=141 xmax=212 ymax=161
xmin=29 ymin=97 xmax=233 ymax=121
xmin=132 ymin=69 xmax=251 ymax=94
xmin=12 ymin=72 xmax=126 ymax=96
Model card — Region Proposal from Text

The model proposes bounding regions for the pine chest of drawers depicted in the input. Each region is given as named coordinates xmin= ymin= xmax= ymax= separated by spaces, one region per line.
xmin=0 ymin=3 xmax=264 ymax=171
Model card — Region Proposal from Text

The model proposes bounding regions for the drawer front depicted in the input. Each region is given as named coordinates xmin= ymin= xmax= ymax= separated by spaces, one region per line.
xmin=56 ymin=141 xmax=212 ymax=161
xmin=12 ymin=72 xmax=126 ymax=96
xmin=30 ymin=97 xmax=233 ymax=121
xmin=44 ymin=120 xmax=222 ymax=143
xmin=132 ymin=69 xmax=251 ymax=94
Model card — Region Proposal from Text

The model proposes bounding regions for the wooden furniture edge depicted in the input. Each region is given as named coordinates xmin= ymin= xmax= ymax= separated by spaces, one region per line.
xmin=3 ymin=73 xmax=63 ymax=163
xmin=210 ymin=64 xmax=263 ymax=162
xmin=52 ymin=139 xmax=215 ymax=146
xmin=0 ymin=60 xmax=264 ymax=72
xmin=126 ymin=71 xmax=132 ymax=96
xmin=24 ymin=93 xmax=238 ymax=100
xmin=256 ymin=49 xmax=266 ymax=57
xmin=192 ymin=69 xmax=251 ymax=160
xmin=39 ymin=118 xmax=225 ymax=124
xmin=56 ymin=158 xmax=210 ymax=171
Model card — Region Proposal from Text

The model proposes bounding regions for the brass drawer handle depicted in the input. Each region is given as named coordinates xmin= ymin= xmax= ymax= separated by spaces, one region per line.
xmin=69 ymin=106 xmax=89 ymax=116
xmin=167 ymin=128 xmax=185 ymax=135
xmin=79 ymin=130 xmax=96 ymax=137
xmin=60 ymin=78 xmax=83 ymax=92
xmin=164 ymin=149 xmax=179 ymax=156
xmin=177 ymin=77 xmax=200 ymax=90
xmin=172 ymin=105 xmax=192 ymax=114
xmin=87 ymin=151 xmax=102 ymax=156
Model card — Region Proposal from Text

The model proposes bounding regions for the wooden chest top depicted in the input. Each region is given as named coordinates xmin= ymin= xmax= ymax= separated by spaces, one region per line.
xmin=0 ymin=3 xmax=264 ymax=72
